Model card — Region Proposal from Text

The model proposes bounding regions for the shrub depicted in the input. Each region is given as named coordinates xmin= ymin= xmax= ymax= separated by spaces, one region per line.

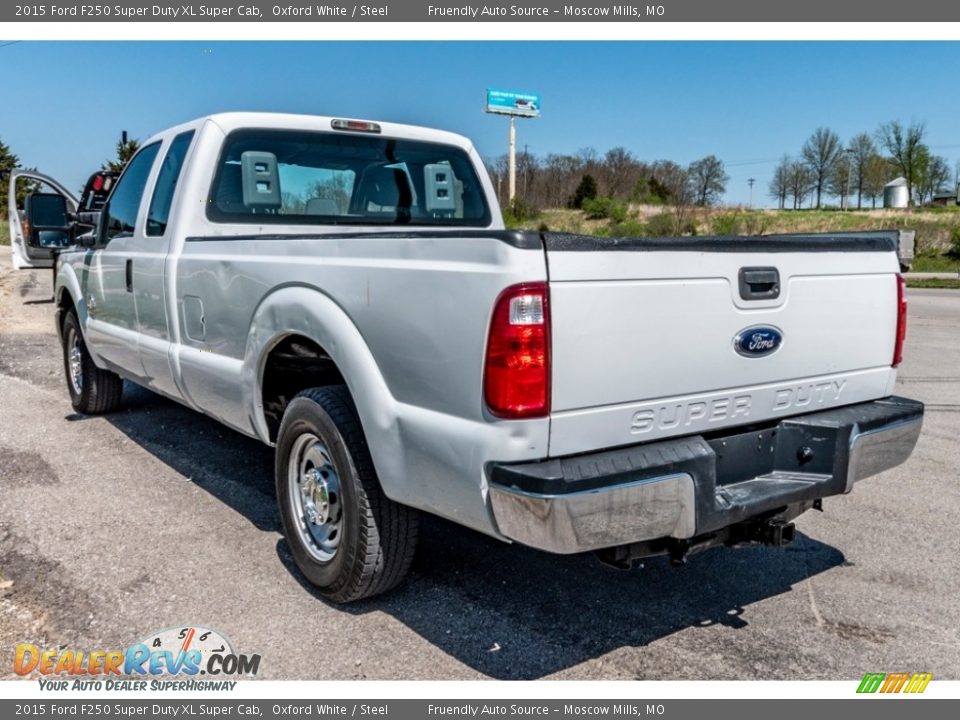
xmin=582 ymin=196 xmax=627 ymax=222
xmin=743 ymin=213 xmax=771 ymax=236
xmin=645 ymin=213 xmax=676 ymax=237
xmin=713 ymin=213 xmax=741 ymax=236
xmin=609 ymin=203 xmax=628 ymax=224
xmin=948 ymin=227 xmax=960 ymax=259
xmin=502 ymin=197 xmax=540 ymax=227
xmin=610 ymin=220 xmax=647 ymax=237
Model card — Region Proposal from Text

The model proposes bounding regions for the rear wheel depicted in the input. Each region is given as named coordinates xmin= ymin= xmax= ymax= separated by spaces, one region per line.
xmin=275 ymin=386 xmax=418 ymax=603
xmin=61 ymin=310 xmax=123 ymax=414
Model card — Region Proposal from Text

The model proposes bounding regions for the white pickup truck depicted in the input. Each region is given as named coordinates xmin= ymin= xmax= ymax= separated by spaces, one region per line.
xmin=14 ymin=112 xmax=923 ymax=602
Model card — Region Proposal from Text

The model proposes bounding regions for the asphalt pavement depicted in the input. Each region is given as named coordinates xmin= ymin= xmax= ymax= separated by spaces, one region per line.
xmin=0 ymin=255 xmax=957 ymax=680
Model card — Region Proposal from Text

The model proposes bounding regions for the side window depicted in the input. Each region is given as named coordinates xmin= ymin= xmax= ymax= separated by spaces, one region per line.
xmin=103 ymin=142 xmax=161 ymax=242
xmin=147 ymin=131 xmax=195 ymax=237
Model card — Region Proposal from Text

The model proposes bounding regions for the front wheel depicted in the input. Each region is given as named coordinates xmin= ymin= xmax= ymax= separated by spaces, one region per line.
xmin=61 ymin=310 xmax=123 ymax=414
xmin=275 ymin=386 xmax=419 ymax=603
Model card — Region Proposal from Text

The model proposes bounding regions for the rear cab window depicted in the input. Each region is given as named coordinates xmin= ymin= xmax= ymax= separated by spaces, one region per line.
xmin=206 ymin=128 xmax=491 ymax=227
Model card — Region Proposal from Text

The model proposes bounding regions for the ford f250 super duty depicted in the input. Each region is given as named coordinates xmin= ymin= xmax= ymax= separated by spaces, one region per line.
xmin=21 ymin=113 xmax=922 ymax=602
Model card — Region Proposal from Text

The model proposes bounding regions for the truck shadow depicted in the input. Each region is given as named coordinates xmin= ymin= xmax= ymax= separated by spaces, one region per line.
xmin=279 ymin=516 xmax=846 ymax=680
xmin=104 ymin=384 xmax=846 ymax=680
xmin=104 ymin=383 xmax=279 ymax=532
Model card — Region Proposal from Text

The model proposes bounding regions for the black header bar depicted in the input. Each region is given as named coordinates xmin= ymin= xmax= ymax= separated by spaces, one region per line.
xmin=4 ymin=1 xmax=959 ymax=23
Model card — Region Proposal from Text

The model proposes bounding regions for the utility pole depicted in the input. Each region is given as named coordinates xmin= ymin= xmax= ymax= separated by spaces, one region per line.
xmin=844 ymin=149 xmax=854 ymax=211
xmin=748 ymin=178 xmax=755 ymax=208
xmin=508 ymin=116 xmax=516 ymax=203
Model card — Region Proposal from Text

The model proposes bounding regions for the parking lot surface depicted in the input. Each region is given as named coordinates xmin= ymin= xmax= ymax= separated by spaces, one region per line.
xmin=1 ymin=255 xmax=957 ymax=680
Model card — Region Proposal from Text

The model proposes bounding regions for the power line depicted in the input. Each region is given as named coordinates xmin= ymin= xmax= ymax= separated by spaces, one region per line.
xmin=0 ymin=41 xmax=21 ymax=49
xmin=724 ymin=157 xmax=780 ymax=168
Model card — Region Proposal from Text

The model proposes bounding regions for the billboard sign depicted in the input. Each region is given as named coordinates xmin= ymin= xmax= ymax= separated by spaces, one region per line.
xmin=485 ymin=88 xmax=541 ymax=118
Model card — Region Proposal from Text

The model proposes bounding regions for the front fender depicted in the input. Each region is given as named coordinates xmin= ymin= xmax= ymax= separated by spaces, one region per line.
xmin=55 ymin=259 xmax=106 ymax=366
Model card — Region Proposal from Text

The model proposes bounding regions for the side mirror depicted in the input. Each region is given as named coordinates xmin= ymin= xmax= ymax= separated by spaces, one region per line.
xmin=24 ymin=192 xmax=71 ymax=249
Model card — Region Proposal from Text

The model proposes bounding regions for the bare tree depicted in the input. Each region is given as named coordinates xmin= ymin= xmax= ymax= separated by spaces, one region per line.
xmin=541 ymin=153 xmax=581 ymax=208
xmin=846 ymin=133 xmax=876 ymax=209
xmin=655 ymin=161 xmax=694 ymax=233
xmin=599 ymin=147 xmax=640 ymax=199
xmin=801 ymin=127 xmax=842 ymax=209
xmin=307 ymin=173 xmax=353 ymax=214
xmin=688 ymin=155 xmax=729 ymax=206
xmin=788 ymin=160 xmax=815 ymax=209
xmin=876 ymin=120 xmax=927 ymax=206
xmin=483 ymin=155 xmax=509 ymax=208
xmin=863 ymin=154 xmax=891 ymax=209
xmin=917 ymin=154 xmax=951 ymax=205
xmin=768 ymin=156 xmax=791 ymax=209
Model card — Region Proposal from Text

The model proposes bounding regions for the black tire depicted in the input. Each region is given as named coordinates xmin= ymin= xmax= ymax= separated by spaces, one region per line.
xmin=61 ymin=310 xmax=123 ymax=414
xmin=275 ymin=385 xmax=419 ymax=603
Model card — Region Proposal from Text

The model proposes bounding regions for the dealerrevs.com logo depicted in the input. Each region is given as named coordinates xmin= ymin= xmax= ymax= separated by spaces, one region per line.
xmin=14 ymin=626 xmax=260 ymax=691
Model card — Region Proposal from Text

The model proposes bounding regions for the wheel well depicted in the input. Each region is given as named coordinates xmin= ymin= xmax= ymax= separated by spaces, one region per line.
xmin=56 ymin=289 xmax=76 ymax=336
xmin=261 ymin=335 xmax=346 ymax=442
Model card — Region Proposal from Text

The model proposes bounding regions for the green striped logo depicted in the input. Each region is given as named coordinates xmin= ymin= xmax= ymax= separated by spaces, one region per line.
xmin=857 ymin=672 xmax=932 ymax=694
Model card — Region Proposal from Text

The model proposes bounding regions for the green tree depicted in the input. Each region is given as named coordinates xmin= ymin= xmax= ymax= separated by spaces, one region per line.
xmin=569 ymin=174 xmax=598 ymax=209
xmin=801 ymin=127 xmax=842 ymax=209
xmin=863 ymin=154 xmax=891 ymax=209
xmin=103 ymin=136 xmax=141 ymax=173
xmin=0 ymin=138 xmax=19 ymax=220
xmin=876 ymin=120 xmax=927 ymax=207
xmin=688 ymin=155 xmax=729 ymax=207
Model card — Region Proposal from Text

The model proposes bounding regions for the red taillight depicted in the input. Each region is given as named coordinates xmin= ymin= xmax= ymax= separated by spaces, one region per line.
xmin=483 ymin=282 xmax=550 ymax=419
xmin=893 ymin=273 xmax=907 ymax=367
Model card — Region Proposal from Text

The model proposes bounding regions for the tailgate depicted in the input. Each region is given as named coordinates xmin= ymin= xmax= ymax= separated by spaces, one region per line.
xmin=545 ymin=233 xmax=901 ymax=457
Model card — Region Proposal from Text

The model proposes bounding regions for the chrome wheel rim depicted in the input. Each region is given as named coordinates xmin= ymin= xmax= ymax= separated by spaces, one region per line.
xmin=288 ymin=433 xmax=343 ymax=562
xmin=67 ymin=327 xmax=83 ymax=396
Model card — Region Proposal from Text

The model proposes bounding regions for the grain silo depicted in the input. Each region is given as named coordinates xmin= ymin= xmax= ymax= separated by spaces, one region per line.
xmin=883 ymin=177 xmax=909 ymax=208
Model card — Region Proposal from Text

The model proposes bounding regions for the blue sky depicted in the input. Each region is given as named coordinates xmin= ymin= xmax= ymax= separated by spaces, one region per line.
xmin=2 ymin=41 xmax=958 ymax=207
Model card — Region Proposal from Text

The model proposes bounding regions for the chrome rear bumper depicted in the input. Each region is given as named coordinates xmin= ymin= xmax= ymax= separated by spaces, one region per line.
xmin=489 ymin=396 xmax=923 ymax=554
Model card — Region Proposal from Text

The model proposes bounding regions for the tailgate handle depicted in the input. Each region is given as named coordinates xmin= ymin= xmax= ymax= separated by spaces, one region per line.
xmin=739 ymin=267 xmax=780 ymax=300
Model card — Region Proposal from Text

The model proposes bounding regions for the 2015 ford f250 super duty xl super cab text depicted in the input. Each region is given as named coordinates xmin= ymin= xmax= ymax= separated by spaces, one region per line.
xmin=19 ymin=113 xmax=923 ymax=602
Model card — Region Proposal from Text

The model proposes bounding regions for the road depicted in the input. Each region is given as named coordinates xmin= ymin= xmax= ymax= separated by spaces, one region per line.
xmin=0 ymin=256 xmax=957 ymax=681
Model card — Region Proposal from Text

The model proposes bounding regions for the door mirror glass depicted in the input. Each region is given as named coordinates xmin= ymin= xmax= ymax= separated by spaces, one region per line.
xmin=23 ymin=192 xmax=71 ymax=248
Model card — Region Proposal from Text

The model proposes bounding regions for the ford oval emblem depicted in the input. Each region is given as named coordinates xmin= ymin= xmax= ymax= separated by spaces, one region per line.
xmin=734 ymin=325 xmax=783 ymax=358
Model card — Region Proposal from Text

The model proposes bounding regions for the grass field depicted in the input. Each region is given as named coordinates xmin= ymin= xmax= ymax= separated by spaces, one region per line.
xmin=906 ymin=278 xmax=960 ymax=289
xmin=0 ymin=220 xmax=9 ymax=246
xmin=912 ymin=254 xmax=960 ymax=272
xmin=513 ymin=205 xmax=960 ymax=266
